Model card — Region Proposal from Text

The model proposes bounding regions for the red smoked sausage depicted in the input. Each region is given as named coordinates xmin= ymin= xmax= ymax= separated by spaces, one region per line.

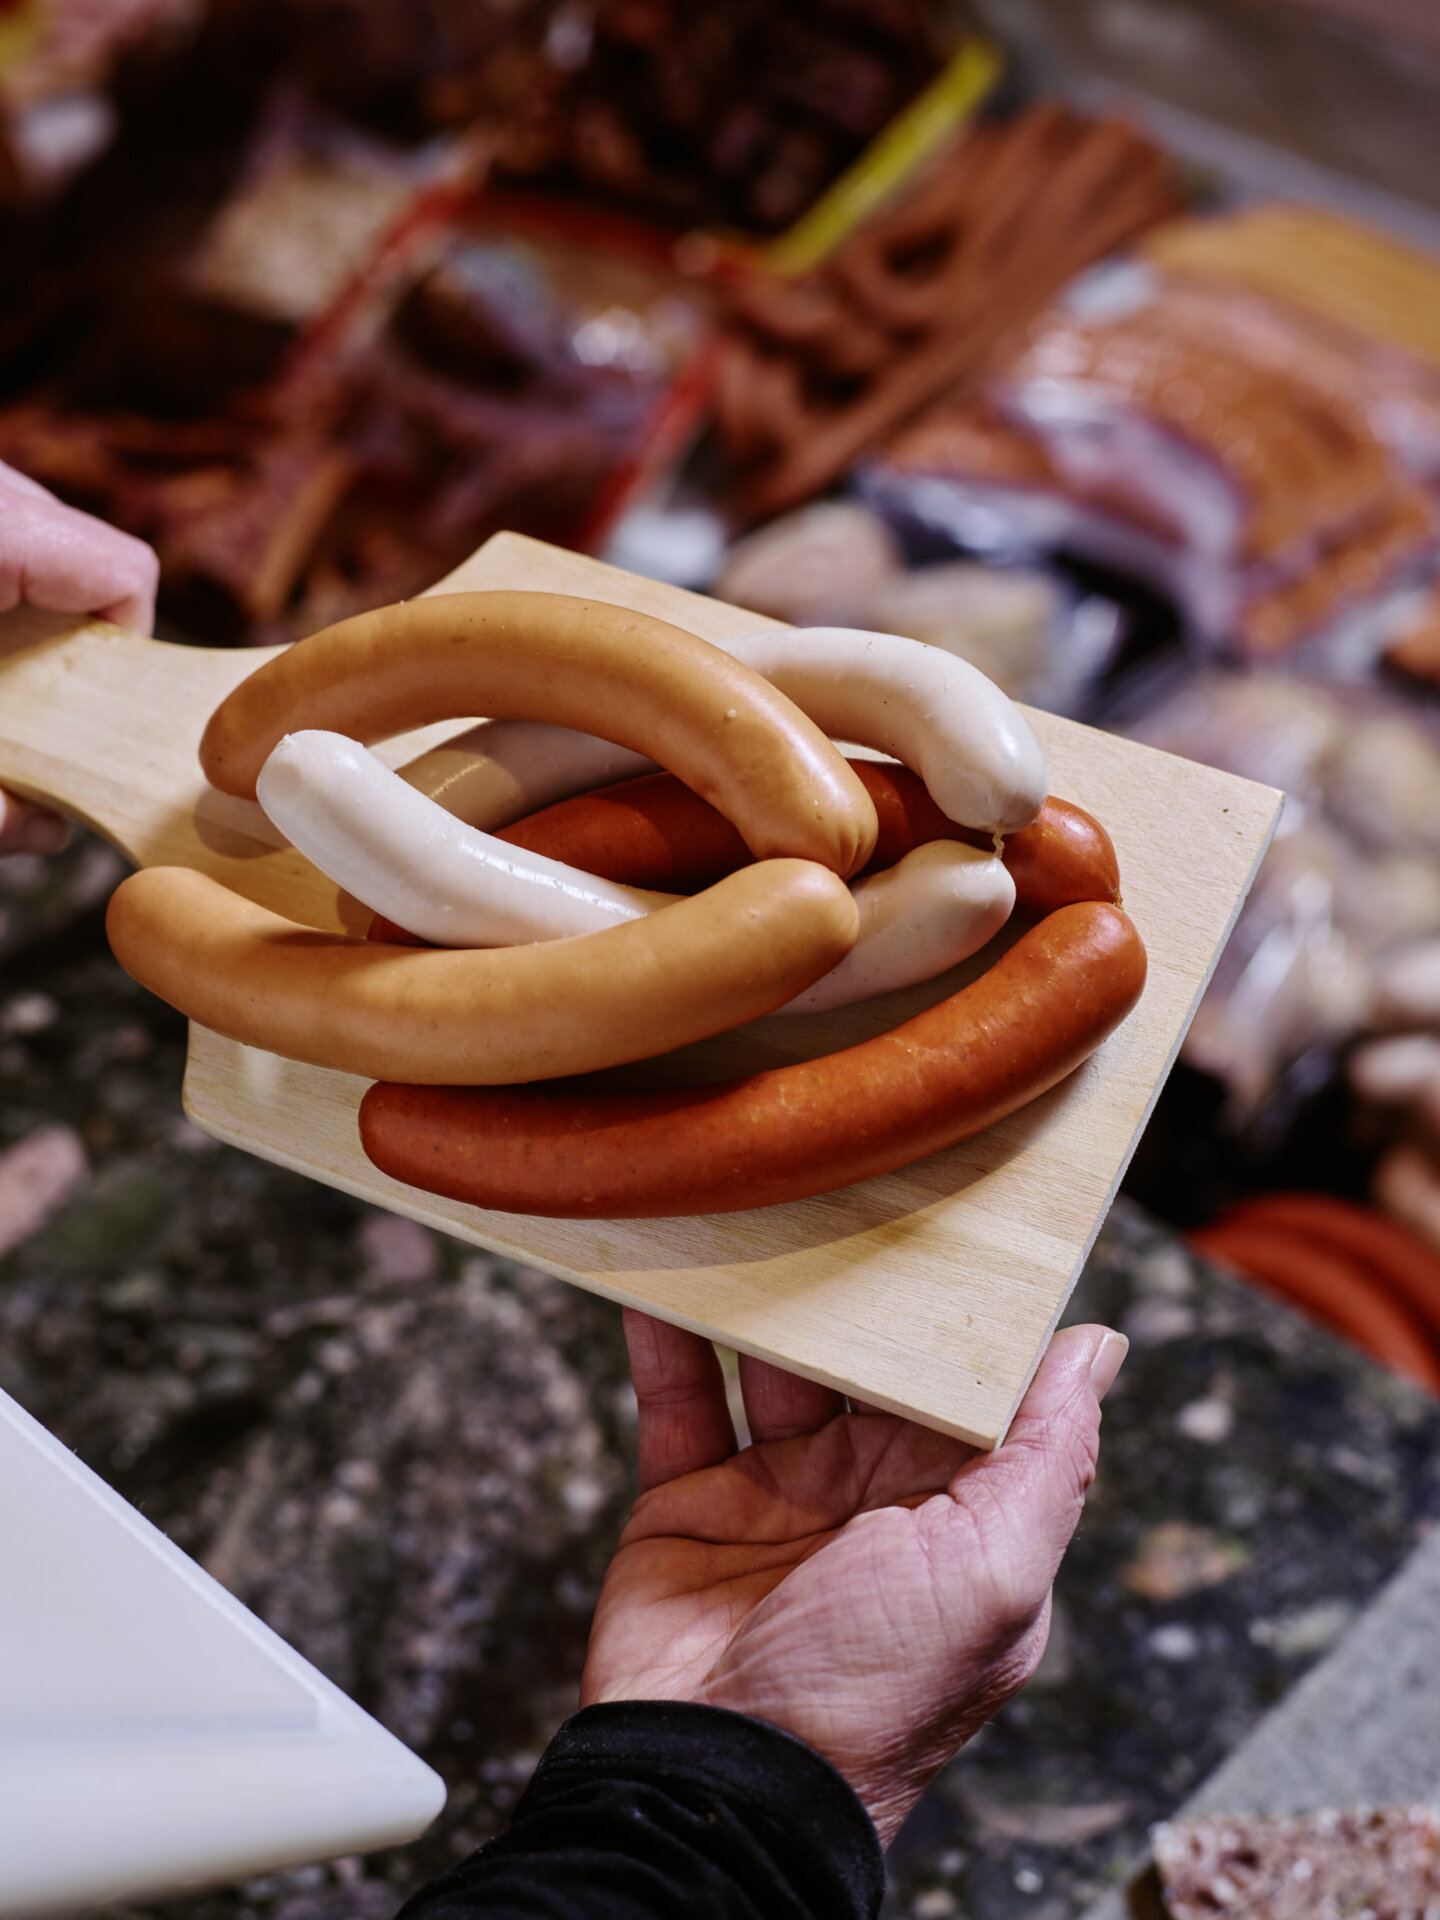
xmin=491 ymin=761 xmax=1122 ymax=912
xmin=358 ymin=899 xmax=1147 ymax=1218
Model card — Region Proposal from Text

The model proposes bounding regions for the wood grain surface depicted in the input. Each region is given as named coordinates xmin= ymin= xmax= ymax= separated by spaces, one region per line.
xmin=0 ymin=535 xmax=1281 ymax=1444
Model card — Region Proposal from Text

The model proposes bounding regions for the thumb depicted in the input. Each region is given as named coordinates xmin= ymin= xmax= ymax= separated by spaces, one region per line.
xmin=945 ymin=1324 xmax=1127 ymax=1616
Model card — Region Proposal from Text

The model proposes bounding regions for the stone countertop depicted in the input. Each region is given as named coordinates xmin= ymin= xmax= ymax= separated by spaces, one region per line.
xmin=881 ymin=1203 xmax=1440 ymax=1920
xmin=3 ymin=834 xmax=1440 ymax=1920
xmin=1087 ymin=1516 xmax=1440 ymax=1920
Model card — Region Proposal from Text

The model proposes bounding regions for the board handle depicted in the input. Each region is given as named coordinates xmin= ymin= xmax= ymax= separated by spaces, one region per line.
xmin=0 ymin=609 xmax=350 ymax=922
xmin=0 ymin=608 xmax=279 ymax=854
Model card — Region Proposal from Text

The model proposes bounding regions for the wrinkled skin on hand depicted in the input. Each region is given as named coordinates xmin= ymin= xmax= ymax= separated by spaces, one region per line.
xmin=583 ymin=1311 xmax=1126 ymax=1845
xmin=0 ymin=460 xmax=159 ymax=852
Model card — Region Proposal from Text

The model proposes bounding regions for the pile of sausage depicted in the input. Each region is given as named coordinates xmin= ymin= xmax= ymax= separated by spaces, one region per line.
xmin=716 ymin=103 xmax=1179 ymax=519
xmin=107 ymin=591 xmax=1147 ymax=1218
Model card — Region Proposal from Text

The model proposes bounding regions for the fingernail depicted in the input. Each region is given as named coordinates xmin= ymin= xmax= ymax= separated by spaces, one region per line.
xmin=1088 ymin=1329 xmax=1128 ymax=1403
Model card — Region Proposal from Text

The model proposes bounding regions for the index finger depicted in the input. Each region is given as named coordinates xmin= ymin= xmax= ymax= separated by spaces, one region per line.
xmin=0 ymin=460 xmax=56 ymax=502
xmin=738 ymin=1350 xmax=843 ymax=1443
xmin=622 ymin=1308 xmax=737 ymax=1493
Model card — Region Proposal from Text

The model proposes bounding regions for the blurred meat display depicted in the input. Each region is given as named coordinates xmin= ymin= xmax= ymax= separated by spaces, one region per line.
xmin=12 ymin=10 xmax=1440 ymax=1915
xmin=1125 ymin=672 xmax=1440 ymax=1110
xmin=0 ymin=89 xmax=713 ymax=640
xmin=494 ymin=0 xmax=946 ymax=233
xmin=1144 ymin=203 xmax=1440 ymax=384
xmin=0 ymin=0 xmax=199 ymax=201
xmin=869 ymin=254 xmax=1440 ymax=657
xmin=1383 ymin=581 xmax=1440 ymax=686
xmin=712 ymin=102 xmax=1180 ymax=516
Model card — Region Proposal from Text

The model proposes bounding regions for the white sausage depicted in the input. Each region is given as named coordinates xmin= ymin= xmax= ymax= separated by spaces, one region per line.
xmin=260 ymin=732 xmax=1015 ymax=1011
xmin=258 ymin=732 xmax=669 ymax=947
xmin=725 ymin=627 xmax=1047 ymax=834
xmin=399 ymin=625 xmax=1049 ymax=836
xmin=776 ymin=841 xmax=1015 ymax=1015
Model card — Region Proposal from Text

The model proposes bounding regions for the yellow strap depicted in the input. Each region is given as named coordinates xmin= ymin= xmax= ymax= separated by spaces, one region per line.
xmin=0 ymin=0 xmax=44 ymax=78
xmin=761 ymin=36 xmax=1003 ymax=278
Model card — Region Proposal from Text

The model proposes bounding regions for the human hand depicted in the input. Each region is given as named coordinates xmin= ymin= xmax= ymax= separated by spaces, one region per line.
xmin=582 ymin=1311 xmax=1127 ymax=1845
xmin=0 ymin=460 xmax=159 ymax=852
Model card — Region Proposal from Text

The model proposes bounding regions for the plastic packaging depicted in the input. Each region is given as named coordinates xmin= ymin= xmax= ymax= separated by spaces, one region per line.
xmin=0 ymin=154 xmax=715 ymax=641
xmin=0 ymin=0 xmax=199 ymax=202
xmin=868 ymin=257 xmax=1440 ymax=662
xmin=711 ymin=497 xmax=1117 ymax=707
xmin=712 ymin=105 xmax=1178 ymax=518
xmin=1128 ymin=671 xmax=1440 ymax=1115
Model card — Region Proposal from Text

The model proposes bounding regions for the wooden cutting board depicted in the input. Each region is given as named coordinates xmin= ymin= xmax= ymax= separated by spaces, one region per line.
xmin=0 ymin=532 xmax=1281 ymax=1446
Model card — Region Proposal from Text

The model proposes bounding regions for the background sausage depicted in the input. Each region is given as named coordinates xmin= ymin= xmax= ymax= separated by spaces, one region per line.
xmin=358 ymin=899 xmax=1147 ymax=1216
xmin=1191 ymin=1218 xmax=1440 ymax=1392
xmin=1206 ymin=1191 xmax=1440 ymax=1342
xmin=200 ymin=590 xmax=878 ymax=877
xmin=107 ymin=859 xmax=859 ymax=1085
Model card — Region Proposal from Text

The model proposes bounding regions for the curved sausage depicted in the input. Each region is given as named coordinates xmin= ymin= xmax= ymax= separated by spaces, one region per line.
xmin=200 ymin=591 xmax=879 ymax=878
xmin=265 ymin=732 xmax=1013 ymax=1009
xmin=994 ymin=792 xmax=1122 ymax=916
xmin=1190 ymin=1219 xmax=1440 ymax=1392
xmin=259 ymin=730 xmax=668 ymax=948
xmin=777 ymin=841 xmax=1014 ymax=1015
xmin=357 ymin=900 xmax=1147 ymax=1217
xmin=399 ymin=720 xmax=653 ymax=836
xmin=1209 ymin=1191 xmax=1440 ymax=1343
xmin=492 ymin=762 xmax=1120 ymax=913
xmin=364 ymin=841 xmax=1014 ymax=1014
xmin=371 ymin=844 xmax=1014 ymax=1014
xmin=722 ymin=627 xmax=1046 ymax=836
xmin=106 ymin=860 xmax=859 ymax=1085
xmin=398 ymin=623 xmax=1049 ymax=841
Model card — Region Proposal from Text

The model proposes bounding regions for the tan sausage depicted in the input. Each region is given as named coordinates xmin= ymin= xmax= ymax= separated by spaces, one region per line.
xmin=200 ymin=591 xmax=878 ymax=878
xmin=357 ymin=900 xmax=1147 ymax=1216
xmin=106 ymin=860 xmax=860 ymax=1085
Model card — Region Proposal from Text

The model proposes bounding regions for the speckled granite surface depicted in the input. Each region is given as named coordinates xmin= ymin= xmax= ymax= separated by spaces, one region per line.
xmin=881 ymin=1205 xmax=1440 ymax=1920
xmin=4 ymin=832 xmax=1440 ymax=1920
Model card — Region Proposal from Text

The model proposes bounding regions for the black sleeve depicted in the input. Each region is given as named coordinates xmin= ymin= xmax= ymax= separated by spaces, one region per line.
xmin=396 ymin=1700 xmax=885 ymax=1920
